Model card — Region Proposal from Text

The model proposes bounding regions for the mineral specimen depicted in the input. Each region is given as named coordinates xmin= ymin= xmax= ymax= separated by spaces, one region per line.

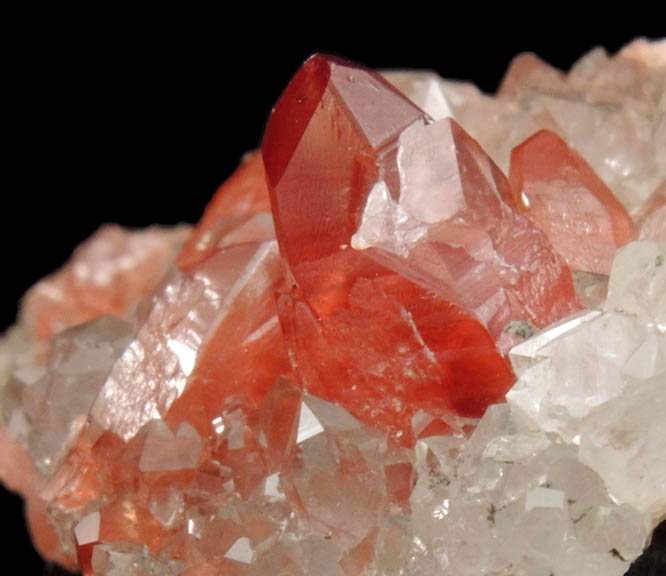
xmin=506 ymin=129 xmax=635 ymax=275
xmin=1 ymin=39 xmax=665 ymax=576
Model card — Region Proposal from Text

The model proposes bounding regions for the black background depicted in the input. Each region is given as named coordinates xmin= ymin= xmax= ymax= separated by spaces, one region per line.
xmin=3 ymin=12 xmax=664 ymax=574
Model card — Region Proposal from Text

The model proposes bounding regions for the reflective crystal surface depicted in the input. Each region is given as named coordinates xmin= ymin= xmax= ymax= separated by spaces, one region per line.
xmin=1 ymin=42 xmax=664 ymax=575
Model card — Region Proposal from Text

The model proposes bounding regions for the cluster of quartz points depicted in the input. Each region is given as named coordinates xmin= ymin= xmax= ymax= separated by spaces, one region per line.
xmin=0 ymin=39 xmax=664 ymax=575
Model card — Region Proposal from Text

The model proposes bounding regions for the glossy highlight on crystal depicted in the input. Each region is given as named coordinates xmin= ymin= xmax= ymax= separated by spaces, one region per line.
xmin=1 ymin=39 xmax=665 ymax=576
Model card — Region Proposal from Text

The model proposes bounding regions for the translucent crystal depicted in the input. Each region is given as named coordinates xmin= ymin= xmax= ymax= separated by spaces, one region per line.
xmin=91 ymin=542 xmax=183 ymax=576
xmin=507 ymin=129 xmax=635 ymax=275
xmin=22 ymin=224 xmax=189 ymax=341
xmin=74 ymin=511 xmax=100 ymax=546
xmin=138 ymin=420 xmax=202 ymax=472
xmin=605 ymin=240 xmax=666 ymax=326
xmin=1 ymin=44 xmax=664 ymax=575
xmin=506 ymin=309 xmax=657 ymax=441
xmin=381 ymin=70 xmax=454 ymax=120
xmin=579 ymin=377 xmax=666 ymax=519
xmin=2 ymin=316 xmax=132 ymax=475
xmin=387 ymin=39 xmax=666 ymax=215
xmin=224 ymin=536 xmax=253 ymax=564
xmin=91 ymin=241 xmax=286 ymax=440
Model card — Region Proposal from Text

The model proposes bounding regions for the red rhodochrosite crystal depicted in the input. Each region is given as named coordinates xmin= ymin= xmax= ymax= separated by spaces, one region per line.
xmin=91 ymin=240 xmax=290 ymax=440
xmin=23 ymin=225 xmax=189 ymax=340
xmin=11 ymin=46 xmax=663 ymax=576
xmin=262 ymin=54 xmax=579 ymax=443
xmin=379 ymin=119 xmax=581 ymax=348
xmin=177 ymin=151 xmax=274 ymax=271
xmin=507 ymin=129 xmax=636 ymax=275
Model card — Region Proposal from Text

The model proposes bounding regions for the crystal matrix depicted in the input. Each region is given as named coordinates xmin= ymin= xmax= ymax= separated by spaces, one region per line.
xmin=1 ymin=39 xmax=665 ymax=575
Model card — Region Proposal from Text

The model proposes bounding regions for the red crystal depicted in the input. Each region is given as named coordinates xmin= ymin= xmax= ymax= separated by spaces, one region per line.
xmin=4 ymin=51 xmax=633 ymax=575
xmin=177 ymin=151 xmax=274 ymax=271
xmin=507 ymin=129 xmax=635 ymax=274
xmin=386 ymin=119 xmax=581 ymax=348
xmin=23 ymin=225 xmax=189 ymax=340
xmin=262 ymin=54 xmax=577 ymax=443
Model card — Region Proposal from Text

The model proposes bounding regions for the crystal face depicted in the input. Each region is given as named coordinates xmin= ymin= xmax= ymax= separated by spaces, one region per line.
xmin=507 ymin=129 xmax=636 ymax=275
xmin=2 ymin=40 xmax=666 ymax=576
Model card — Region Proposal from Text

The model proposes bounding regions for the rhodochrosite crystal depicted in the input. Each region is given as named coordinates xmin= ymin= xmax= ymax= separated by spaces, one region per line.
xmin=2 ymin=40 xmax=666 ymax=576
xmin=507 ymin=129 xmax=636 ymax=275
xmin=262 ymin=54 xmax=581 ymax=442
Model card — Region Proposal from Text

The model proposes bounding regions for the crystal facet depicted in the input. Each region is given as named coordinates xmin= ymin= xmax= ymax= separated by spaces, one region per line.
xmin=507 ymin=129 xmax=635 ymax=274
xmin=1 ymin=42 xmax=665 ymax=576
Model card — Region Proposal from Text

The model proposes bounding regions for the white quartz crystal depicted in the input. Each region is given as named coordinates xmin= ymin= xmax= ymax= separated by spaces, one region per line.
xmin=579 ymin=377 xmax=666 ymax=519
xmin=400 ymin=401 xmax=652 ymax=575
xmin=351 ymin=180 xmax=427 ymax=257
xmin=525 ymin=487 xmax=565 ymax=511
xmin=224 ymin=536 xmax=254 ymax=564
xmin=386 ymin=39 xmax=666 ymax=213
xmin=91 ymin=542 xmax=183 ymax=575
xmin=506 ymin=310 xmax=659 ymax=441
xmin=91 ymin=241 xmax=281 ymax=440
xmin=74 ymin=511 xmax=100 ymax=546
xmin=605 ymin=240 xmax=666 ymax=326
xmin=296 ymin=400 xmax=324 ymax=444
xmin=0 ymin=316 xmax=132 ymax=474
xmin=382 ymin=70 xmax=454 ymax=120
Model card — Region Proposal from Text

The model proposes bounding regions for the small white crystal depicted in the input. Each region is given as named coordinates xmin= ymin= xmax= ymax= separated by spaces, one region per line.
xmin=606 ymin=241 xmax=666 ymax=325
xmin=91 ymin=542 xmax=182 ymax=575
xmin=296 ymin=400 xmax=324 ymax=443
xmin=397 ymin=121 xmax=466 ymax=224
xmin=225 ymin=537 xmax=253 ymax=564
xmin=508 ymin=310 xmax=602 ymax=377
xmin=165 ymin=338 xmax=196 ymax=377
xmin=74 ymin=511 xmax=100 ymax=546
xmin=149 ymin=488 xmax=183 ymax=528
xmin=351 ymin=180 xmax=427 ymax=257
xmin=483 ymin=432 xmax=551 ymax=463
xmin=575 ymin=504 xmax=651 ymax=561
xmin=621 ymin=332 xmax=666 ymax=379
xmin=300 ymin=394 xmax=361 ymax=433
xmin=226 ymin=409 xmax=246 ymax=450
xmin=382 ymin=70 xmax=454 ymax=120
xmin=264 ymin=472 xmax=284 ymax=500
xmin=507 ymin=310 xmax=659 ymax=441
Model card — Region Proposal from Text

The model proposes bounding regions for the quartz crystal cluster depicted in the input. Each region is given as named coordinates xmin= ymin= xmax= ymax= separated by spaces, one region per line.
xmin=1 ymin=39 xmax=665 ymax=576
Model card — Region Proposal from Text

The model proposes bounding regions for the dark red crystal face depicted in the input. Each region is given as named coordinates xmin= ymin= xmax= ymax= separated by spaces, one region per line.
xmin=262 ymin=54 xmax=522 ymax=444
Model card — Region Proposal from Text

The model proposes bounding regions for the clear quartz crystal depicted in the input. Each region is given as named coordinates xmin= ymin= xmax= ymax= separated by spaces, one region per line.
xmin=1 ymin=316 xmax=132 ymax=474
xmin=401 ymin=399 xmax=653 ymax=575
xmin=385 ymin=38 xmax=666 ymax=214
xmin=91 ymin=542 xmax=184 ymax=576
xmin=605 ymin=240 xmax=666 ymax=326
xmin=579 ymin=376 xmax=666 ymax=518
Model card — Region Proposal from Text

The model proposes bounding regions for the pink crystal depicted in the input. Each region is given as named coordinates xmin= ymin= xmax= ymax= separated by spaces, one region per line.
xmin=177 ymin=151 xmax=274 ymax=271
xmin=23 ymin=224 xmax=189 ymax=340
xmin=507 ymin=129 xmax=636 ymax=275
